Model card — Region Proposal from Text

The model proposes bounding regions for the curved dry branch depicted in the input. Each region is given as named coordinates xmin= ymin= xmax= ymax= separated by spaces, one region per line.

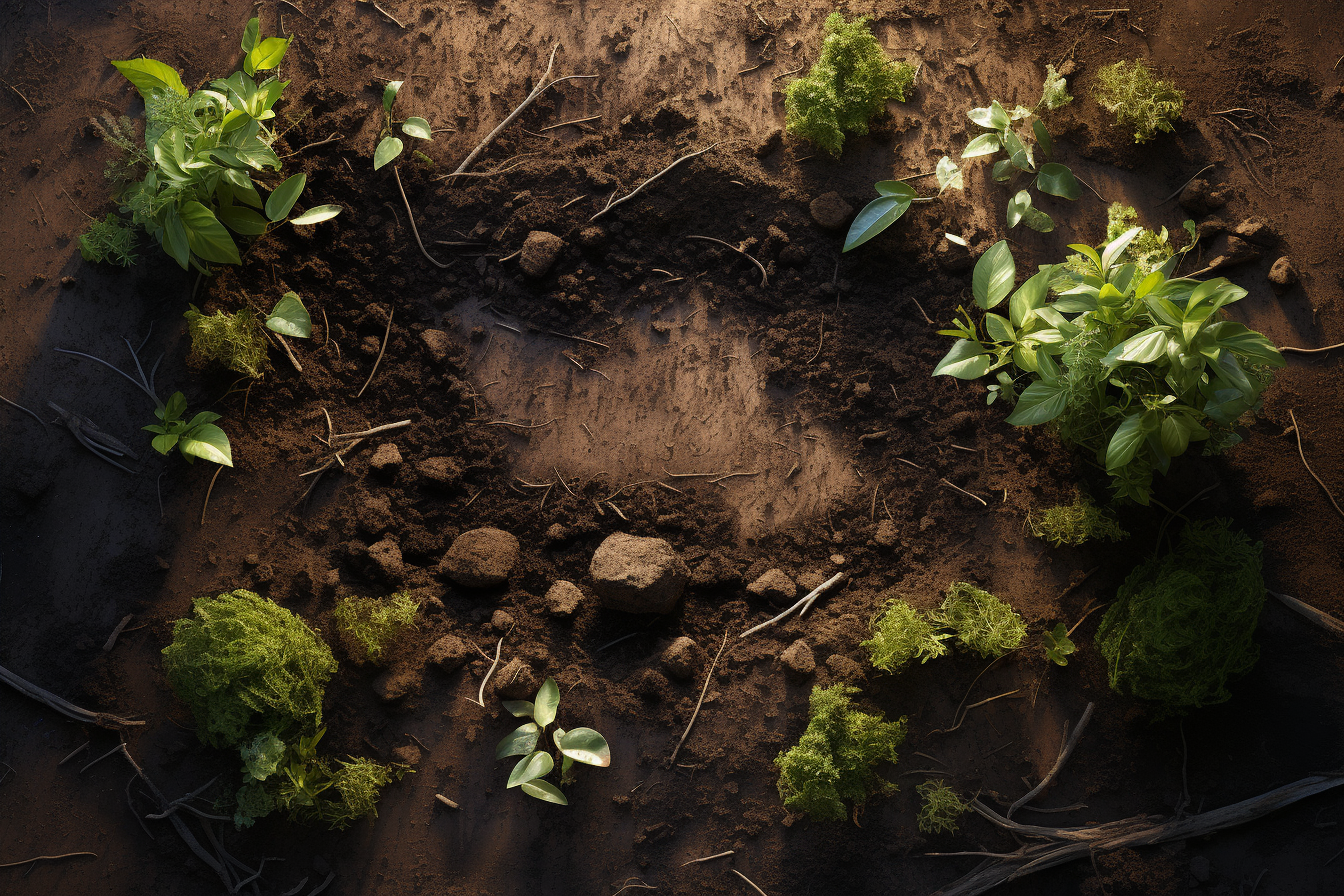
xmin=0 ymin=661 xmax=143 ymax=730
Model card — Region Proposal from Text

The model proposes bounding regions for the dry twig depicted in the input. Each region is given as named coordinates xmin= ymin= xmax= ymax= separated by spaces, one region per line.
xmin=356 ymin=307 xmax=395 ymax=398
xmin=1288 ymin=409 xmax=1343 ymax=520
xmin=1268 ymin=590 xmax=1344 ymax=638
xmin=739 ymin=572 xmax=847 ymax=638
xmin=684 ymin=235 xmax=768 ymax=287
xmin=1006 ymin=702 xmax=1094 ymax=819
xmin=0 ymin=662 xmax=142 ymax=729
xmin=590 ymin=144 xmax=719 ymax=221
xmin=669 ymin=632 xmax=728 ymax=765
xmin=392 ymin=167 xmax=451 ymax=268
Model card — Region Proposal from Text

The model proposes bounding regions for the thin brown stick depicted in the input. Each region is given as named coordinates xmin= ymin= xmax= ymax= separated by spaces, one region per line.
xmin=272 ymin=332 xmax=303 ymax=373
xmin=540 ymin=114 xmax=601 ymax=131
xmin=1158 ymin=164 xmax=1217 ymax=204
xmin=740 ymin=572 xmax=848 ymax=637
xmin=1289 ymin=410 xmax=1344 ymax=520
xmin=545 ymin=329 xmax=609 ymax=348
xmin=477 ymin=418 xmax=557 ymax=430
xmin=668 ymin=631 xmax=728 ymax=765
xmin=330 ymin=420 xmax=411 ymax=440
xmin=807 ymin=313 xmax=825 ymax=363
xmin=0 ymin=852 xmax=96 ymax=870
xmin=359 ymin=0 xmax=404 ymax=27
xmin=684 ymin=235 xmax=768 ymax=287
xmin=1279 ymin=341 xmax=1344 ymax=354
xmin=1268 ymin=590 xmax=1344 ymax=638
xmin=468 ymin=637 xmax=504 ymax=708
xmin=58 ymin=742 xmax=90 ymax=766
xmin=1 ymin=79 xmax=33 ymax=112
xmin=356 ymin=307 xmax=394 ymax=398
xmin=940 ymin=478 xmax=988 ymax=506
xmin=0 ymin=662 xmax=142 ymax=729
xmin=590 ymin=144 xmax=719 ymax=222
xmin=103 ymin=615 xmax=134 ymax=652
xmin=392 ymin=166 xmax=451 ymax=268
xmin=732 ymin=869 xmax=771 ymax=896
xmin=680 ymin=850 xmax=734 ymax=866
xmin=200 ymin=466 xmax=223 ymax=527
xmin=1007 ymin=702 xmax=1094 ymax=818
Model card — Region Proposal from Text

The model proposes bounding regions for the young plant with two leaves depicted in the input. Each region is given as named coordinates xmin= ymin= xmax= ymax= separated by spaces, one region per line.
xmin=373 ymin=80 xmax=433 ymax=169
xmin=933 ymin=227 xmax=1285 ymax=503
xmin=107 ymin=17 xmax=340 ymax=271
xmin=185 ymin=290 xmax=313 ymax=379
xmin=495 ymin=677 xmax=611 ymax=805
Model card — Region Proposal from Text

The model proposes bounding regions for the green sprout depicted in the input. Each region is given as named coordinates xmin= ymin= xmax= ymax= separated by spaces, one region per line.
xmin=496 ymin=677 xmax=611 ymax=805
xmin=1042 ymin=623 xmax=1077 ymax=666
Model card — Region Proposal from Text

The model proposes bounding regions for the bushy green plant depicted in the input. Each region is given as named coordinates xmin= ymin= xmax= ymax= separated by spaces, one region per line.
xmin=784 ymin=13 xmax=915 ymax=157
xmin=1093 ymin=59 xmax=1184 ymax=143
xmin=862 ymin=598 xmax=950 ymax=672
xmin=79 ymin=213 xmax=138 ymax=266
xmin=775 ymin=684 xmax=906 ymax=822
xmin=496 ymin=677 xmax=612 ymax=806
xmin=1029 ymin=492 xmax=1128 ymax=547
xmin=162 ymin=590 xmax=336 ymax=749
xmin=334 ymin=592 xmax=419 ymax=662
xmin=934 ymin=228 xmax=1284 ymax=504
xmin=916 ymin=779 xmax=969 ymax=834
xmin=1096 ymin=519 xmax=1264 ymax=714
xmin=934 ymin=583 xmax=1026 ymax=658
xmin=144 ymin=390 xmax=234 ymax=467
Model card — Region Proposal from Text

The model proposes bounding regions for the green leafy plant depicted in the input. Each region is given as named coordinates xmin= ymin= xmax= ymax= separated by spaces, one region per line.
xmin=106 ymin=17 xmax=340 ymax=271
xmin=1042 ymin=623 xmax=1077 ymax=666
xmin=933 ymin=227 xmax=1284 ymax=504
xmin=1039 ymin=64 xmax=1073 ymax=110
xmin=1093 ymin=59 xmax=1184 ymax=143
xmin=373 ymin=80 xmax=433 ymax=170
xmin=775 ymin=683 xmax=906 ymax=822
xmin=1096 ymin=519 xmax=1264 ymax=714
xmin=934 ymin=583 xmax=1026 ymax=658
xmin=862 ymin=597 xmax=950 ymax=672
xmin=184 ymin=291 xmax=312 ymax=378
xmin=79 ymin=213 xmax=139 ymax=266
xmin=916 ymin=779 xmax=969 ymax=834
xmin=1096 ymin=203 xmax=1179 ymax=277
xmin=162 ymin=590 xmax=337 ymax=749
xmin=496 ymin=677 xmax=611 ymax=805
xmin=144 ymin=390 xmax=234 ymax=466
xmin=1028 ymin=491 xmax=1128 ymax=547
xmin=333 ymin=592 xmax=419 ymax=662
xmin=784 ymin=13 xmax=915 ymax=157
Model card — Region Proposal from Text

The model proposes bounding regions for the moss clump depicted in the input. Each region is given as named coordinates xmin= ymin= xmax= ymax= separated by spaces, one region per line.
xmin=916 ymin=779 xmax=969 ymax=834
xmin=1039 ymin=63 xmax=1073 ymax=111
xmin=79 ymin=213 xmax=138 ymax=267
xmin=935 ymin=583 xmax=1026 ymax=658
xmin=333 ymin=593 xmax=419 ymax=663
xmin=1096 ymin=519 xmax=1264 ymax=715
xmin=1029 ymin=491 xmax=1128 ymax=547
xmin=1093 ymin=59 xmax=1184 ymax=143
xmin=862 ymin=597 xmax=950 ymax=673
xmin=775 ymin=683 xmax=906 ymax=822
xmin=184 ymin=305 xmax=271 ymax=379
xmin=784 ymin=13 xmax=915 ymax=156
xmin=162 ymin=590 xmax=336 ymax=749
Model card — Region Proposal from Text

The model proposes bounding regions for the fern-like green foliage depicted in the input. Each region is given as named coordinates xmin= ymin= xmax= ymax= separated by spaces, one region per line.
xmin=240 ymin=732 xmax=286 ymax=783
xmin=333 ymin=592 xmax=419 ymax=663
xmin=162 ymin=590 xmax=337 ymax=749
xmin=1093 ymin=59 xmax=1184 ymax=143
xmin=1029 ymin=491 xmax=1128 ymax=547
xmin=185 ymin=305 xmax=271 ymax=379
xmin=916 ymin=779 xmax=969 ymax=834
xmin=79 ymin=213 xmax=138 ymax=267
xmin=775 ymin=684 xmax=906 ymax=821
xmin=1039 ymin=64 xmax=1073 ymax=110
xmin=784 ymin=13 xmax=915 ymax=156
xmin=309 ymin=758 xmax=406 ymax=830
xmin=1096 ymin=519 xmax=1264 ymax=715
xmin=862 ymin=597 xmax=950 ymax=672
xmin=934 ymin=583 xmax=1026 ymax=658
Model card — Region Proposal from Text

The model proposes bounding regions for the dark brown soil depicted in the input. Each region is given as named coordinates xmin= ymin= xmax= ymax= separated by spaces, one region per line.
xmin=2 ymin=1 xmax=1342 ymax=895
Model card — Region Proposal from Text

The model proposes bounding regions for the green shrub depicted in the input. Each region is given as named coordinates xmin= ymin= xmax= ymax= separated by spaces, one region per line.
xmin=1093 ymin=59 xmax=1184 ymax=143
xmin=1028 ymin=491 xmax=1127 ymax=547
xmin=934 ymin=583 xmax=1026 ymax=658
xmin=333 ymin=592 xmax=419 ymax=662
xmin=916 ymin=779 xmax=969 ymax=834
xmin=79 ymin=213 xmax=139 ymax=266
xmin=1096 ymin=519 xmax=1264 ymax=714
xmin=185 ymin=306 xmax=271 ymax=379
xmin=162 ymin=590 xmax=336 ymax=749
xmin=775 ymin=683 xmax=906 ymax=821
xmin=784 ymin=13 xmax=915 ymax=156
xmin=862 ymin=598 xmax=950 ymax=672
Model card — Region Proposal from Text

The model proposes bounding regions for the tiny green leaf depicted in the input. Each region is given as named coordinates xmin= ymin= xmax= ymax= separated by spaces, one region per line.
xmin=1042 ymin=623 xmax=1075 ymax=666
xmin=936 ymin=156 xmax=963 ymax=193
xmin=496 ymin=723 xmax=540 ymax=759
xmin=401 ymin=117 xmax=432 ymax=140
xmin=383 ymin=80 xmax=403 ymax=113
xmin=179 ymin=423 xmax=234 ymax=467
xmin=266 ymin=291 xmax=312 ymax=338
xmin=290 ymin=205 xmax=342 ymax=225
xmin=501 ymin=700 xmax=535 ymax=718
xmin=520 ymin=779 xmax=568 ymax=805
xmin=247 ymin=36 xmax=290 ymax=74
xmin=557 ymin=728 xmax=612 ymax=767
xmin=374 ymin=135 xmax=404 ymax=171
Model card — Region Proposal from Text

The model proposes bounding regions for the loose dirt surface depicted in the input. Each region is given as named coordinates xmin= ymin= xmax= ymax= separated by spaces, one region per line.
xmin=2 ymin=1 xmax=1342 ymax=894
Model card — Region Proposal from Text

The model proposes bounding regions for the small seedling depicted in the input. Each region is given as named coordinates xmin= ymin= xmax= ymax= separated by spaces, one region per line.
xmin=79 ymin=213 xmax=138 ymax=266
xmin=374 ymin=80 xmax=433 ymax=170
xmin=843 ymin=180 xmax=936 ymax=252
xmin=1042 ymin=623 xmax=1076 ymax=666
xmin=185 ymin=291 xmax=312 ymax=378
xmin=1093 ymin=59 xmax=1184 ymax=143
xmin=916 ymin=779 xmax=969 ymax=834
xmin=496 ymin=677 xmax=611 ymax=805
xmin=144 ymin=390 xmax=234 ymax=466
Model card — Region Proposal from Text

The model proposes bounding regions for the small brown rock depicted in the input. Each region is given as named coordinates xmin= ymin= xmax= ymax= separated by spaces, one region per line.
xmin=369 ymin=443 xmax=403 ymax=475
xmin=419 ymin=329 xmax=453 ymax=365
xmin=780 ymin=639 xmax=816 ymax=682
xmin=1205 ymin=234 xmax=1260 ymax=271
xmin=660 ymin=636 xmax=704 ymax=681
xmin=809 ymin=192 xmax=854 ymax=231
xmin=545 ymin=580 xmax=584 ymax=617
xmin=491 ymin=609 xmax=515 ymax=632
xmin=520 ymin=231 xmax=565 ymax=277
xmin=577 ymin=225 xmax=607 ymax=250
xmin=427 ymin=634 xmax=471 ymax=672
xmin=747 ymin=568 xmax=797 ymax=603
xmin=417 ymin=456 xmax=462 ymax=489
xmin=392 ymin=743 xmax=421 ymax=766
xmin=589 ymin=533 xmax=688 ymax=614
xmin=1179 ymin=179 xmax=1230 ymax=216
xmin=874 ymin=519 xmax=898 ymax=547
xmin=1268 ymin=256 xmax=1297 ymax=288
xmin=442 ymin=527 xmax=519 ymax=588
xmin=493 ymin=657 xmax=539 ymax=700
xmin=365 ymin=537 xmax=405 ymax=582
xmin=1233 ymin=217 xmax=1276 ymax=247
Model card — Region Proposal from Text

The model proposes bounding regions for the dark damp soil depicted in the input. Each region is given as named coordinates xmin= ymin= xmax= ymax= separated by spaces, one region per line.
xmin=1 ymin=1 xmax=1342 ymax=895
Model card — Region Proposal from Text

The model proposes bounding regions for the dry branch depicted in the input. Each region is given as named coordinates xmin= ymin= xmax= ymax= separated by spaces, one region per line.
xmin=739 ymin=572 xmax=847 ymax=638
xmin=590 ymin=144 xmax=719 ymax=222
xmin=1269 ymin=590 xmax=1344 ymax=638
xmin=1006 ymin=702 xmax=1094 ymax=819
xmin=0 ymin=661 xmax=142 ymax=729
xmin=669 ymin=631 xmax=728 ymax=765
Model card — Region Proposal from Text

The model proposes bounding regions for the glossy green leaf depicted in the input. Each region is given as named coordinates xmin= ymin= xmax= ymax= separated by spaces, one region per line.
xmin=874 ymin=180 xmax=918 ymax=199
xmin=1005 ymin=380 xmax=1068 ymax=426
xmin=290 ymin=204 xmax=342 ymax=225
xmin=218 ymin=204 xmax=269 ymax=236
xmin=1032 ymin=119 xmax=1053 ymax=160
xmin=1102 ymin=226 xmax=1144 ymax=268
xmin=180 ymin=423 xmax=234 ymax=467
xmin=1035 ymin=163 xmax=1080 ymax=200
xmin=962 ymin=132 xmax=1002 ymax=159
xmin=374 ymin=135 xmax=404 ymax=170
xmin=265 ymin=173 xmax=307 ymax=222
xmin=843 ymin=193 xmax=913 ymax=252
xmin=501 ymin=700 xmax=535 ymax=718
xmin=180 ymin=201 xmax=241 ymax=265
xmin=1214 ymin=323 xmax=1285 ymax=367
xmin=247 ymin=37 xmax=290 ymax=74
xmin=557 ymin=727 xmax=611 ymax=767
xmin=383 ymin=80 xmax=403 ymax=113
xmin=1160 ymin=415 xmax=1190 ymax=457
xmin=402 ymin=117 xmax=432 ymax=140
xmin=1106 ymin=413 xmax=1150 ymax=473
xmin=935 ymin=156 xmax=963 ymax=193
xmin=533 ymin=678 xmax=560 ymax=728
xmin=112 ymin=58 xmax=188 ymax=98
xmin=984 ymin=313 xmax=1015 ymax=344
xmin=991 ymin=158 xmax=1015 ymax=183
xmin=933 ymin=340 xmax=992 ymax=380
xmin=1009 ymin=266 xmax=1053 ymax=328
xmin=1006 ymin=190 xmax=1033 ymax=229
xmin=973 ymin=240 xmax=1015 ymax=309
xmin=1106 ymin=327 xmax=1170 ymax=366
xmin=163 ymin=391 xmax=187 ymax=423
xmin=1069 ymin=244 xmax=1104 ymax=275
xmin=496 ymin=722 xmax=539 ymax=759
xmin=1003 ymin=129 xmax=1033 ymax=171
xmin=151 ymin=432 xmax=178 ymax=455
xmin=506 ymin=751 xmax=554 ymax=788
xmin=968 ymin=100 xmax=1010 ymax=131
xmin=162 ymin=206 xmax=192 ymax=269
xmin=266 ymin=291 xmax=312 ymax=338
xmin=241 ymin=17 xmax=260 ymax=54
xmin=520 ymin=779 xmax=568 ymax=805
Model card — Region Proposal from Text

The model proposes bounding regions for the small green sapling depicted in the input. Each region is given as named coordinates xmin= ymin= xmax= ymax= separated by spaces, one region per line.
xmin=144 ymin=390 xmax=234 ymax=466
xmin=916 ymin=779 xmax=969 ymax=834
xmin=496 ymin=677 xmax=611 ymax=805
xmin=374 ymin=81 xmax=433 ymax=170
xmin=1042 ymin=623 xmax=1076 ymax=666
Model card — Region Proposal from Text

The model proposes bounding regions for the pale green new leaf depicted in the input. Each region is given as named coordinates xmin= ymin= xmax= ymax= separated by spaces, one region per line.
xmin=112 ymin=58 xmax=188 ymax=98
xmin=984 ymin=313 xmax=1015 ymax=344
xmin=520 ymin=779 xmax=568 ymax=804
xmin=383 ymin=80 xmax=403 ymax=113
xmin=973 ymin=240 xmax=1015 ymax=309
xmin=266 ymin=291 xmax=312 ymax=338
xmin=374 ymin=136 xmax=403 ymax=170
xmin=557 ymin=728 xmax=611 ymax=767
xmin=264 ymin=173 xmax=307 ymax=222
xmin=290 ymin=205 xmax=342 ymax=225
xmin=533 ymin=678 xmax=560 ymax=728
xmin=246 ymin=37 xmax=290 ymax=74
xmin=962 ymin=133 xmax=1002 ymax=158
xmin=506 ymin=751 xmax=554 ymax=788
xmin=401 ymin=117 xmax=432 ymax=140
xmin=180 ymin=423 xmax=234 ymax=467
xmin=501 ymin=700 xmax=535 ymax=718
xmin=935 ymin=156 xmax=963 ymax=193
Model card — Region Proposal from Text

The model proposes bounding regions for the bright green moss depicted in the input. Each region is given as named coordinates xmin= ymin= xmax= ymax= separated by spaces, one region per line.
xmin=862 ymin=597 xmax=950 ymax=673
xmin=184 ymin=305 xmax=271 ymax=379
xmin=935 ymin=582 xmax=1026 ymax=658
xmin=1029 ymin=491 xmax=1128 ymax=547
xmin=1093 ymin=59 xmax=1184 ymax=143
xmin=333 ymin=592 xmax=419 ymax=663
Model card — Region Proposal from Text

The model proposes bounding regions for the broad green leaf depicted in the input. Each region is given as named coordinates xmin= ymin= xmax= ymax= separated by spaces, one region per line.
xmin=557 ymin=728 xmax=611 ymax=767
xmin=151 ymin=432 xmax=179 ymax=455
xmin=991 ymin=158 xmax=1015 ymax=183
xmin=266 ymin=291 xmax=312 ymax=338
xmin=1160 ymin=415 xmax=1190 ymax=457
xmin=164 ymin=391 xmax=187 ymax=423
xmin=241 ymin=17 xmax=260 ymax=55
xmin=185 ymin=411 xmax=221 ymax=428
xmin=374 ymin=135 xmax=404 ymax=170
xmin=1005 ymin=380 xmax=1068 ymax=426
xmin=962 ymin=133 xmax=1002 ymax=159
xmin=112 ymin=58 xmax=188 ymax=98
xmin=1214 ymin=323 xmax=1285 ymax=367
xmin=973 ymin=240 xmax=1015 ymax=309
xmin=506 ymin=751 xmax=554 ymax=788
xmin=1035 ymin=346 xmax=1061 ymax=381
xmin=1101 ymin=226 xmax=1144 ymax=268
xmin=1106 ymin=413 xmax=1150 ymax=473
xmin=247 ymin=36 xmax=290 ymax=74
xmin=402 ymin=117 xmax=432 ymax=140
xmin=1009 ymin=266 xmax=1053 ymax=328
xmin=520 ymin=779 xmax=568 ymax=805
xmin=180 ymin=423 xmax=234 ymax=467
xmin=874 ymin=180 xmax=918 ymax=199
xmin=1134 ymin=270 xmax=1165 ymax=299
xmin=1003 ymin=129 xmax=1033 ymax=171
xmin=967 ymin=100 xmax=1010 ymax=130
xmin=1019 ymin=204 xmax=1055 ymax=232
xmin=162 ymin=206 xmax=192 ymax=270
xmin=180 ymin=202 xmax=241 ymax=265
xmin=1032 ymin=119 xmax=1053 ymax=159
xmin=290 ymin=204 xmax=342 ymax=225
xmin=1035 ymin=163 xmax=1080 ymax=200
xmin=265 ymin=173 xmax=307 ymax=222
xmin=1068 ymin=244 xmax=1103 ymax=275
xmin=935 ymin=156 xmax=963 ymax=193
xmin=1212 ymin=349 xmax=1255 ymax=398
xmin=1106 ymin=327 xmax=1169 ymax=366
xmin=843 ymin=194 xmax=913 ymax=252
xmin=984 ymin=313 xmax=1015 ymax=344
xmin=383 ymin=80 xmax=403 ymax=113
xmin=533 ymin=677 xmax=560 ymax=728
xmin=1006 ymin=190 xmax=1034 ymax=229
xmin=501 ymin=700 xmax=534 ymax=718
xmin=495 ymin=722 xmax=539 ymax=759
xmin=218 ymin=205 xmax=269 ymax=236
xmin=933 ymin=340 xmax=992 ymax=380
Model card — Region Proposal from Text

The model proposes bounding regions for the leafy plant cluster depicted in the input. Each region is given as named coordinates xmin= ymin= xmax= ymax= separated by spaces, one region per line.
xmin=374 ymin=80 xmax=433 ymax=169
xmin=862 ymin=583 xmax=1027 ymax=674
xmin=916 ymin=779 xmax=969 ymax=834
xmin=1028 ymin=491 xmax=1128 ymax=547
xmin=96 ymin=17 xmax=339 ymax=271
xmin=1042 ymin=623 xmax=1077 ymax=666
xmin=145 ymin=390 xmax=234 ymax=466
xmin=775 ymin=683 xmax=906 ymax=822
xmin=1093 ymin=59 xmax=1185 ymax=143
xmin=934 ymin=227 xmax=1284 ymax=503
xmin=1096 ymin=519 xmax=1265 ymax=714
xmin=334 ymin=592 xmax=419 ymax=663
xmin=496 ymin=677 xmax=611 ymax=805
xmin=784 ymin=13 xmax=915 ymax=157
xmin=185 ymin=290 xmax=313 ymax=379
xmin=78 ymin=213 xmax=138 ymax=266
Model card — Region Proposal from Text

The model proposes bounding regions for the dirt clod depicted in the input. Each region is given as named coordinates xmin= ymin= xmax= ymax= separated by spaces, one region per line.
xmin=1179 ymin=179 xmax=1231 ymax=216
xmin=545 ymin=580 xmax=584 ymax=618
xmin=370 ymin=443 xmax=403 ymax=475
xmin=1268 ymin=256 xmax=1298 ymax=287
xmin=520 ymin=231 xmax=565 ymax=277
xmin=780 ymin=639 xmax=816 ymax=682
xmin=442 ymin=527 xmax=519 ymax=588
xmin=426 ymin=634 xmax=471 ymax=672
xmin=589 ymin=533 xmax=688 ymax=614
xmin=419 ymin=329 xmax=454 ymax=365
xmin=493 ymin=657 xmax=539 ymax=700
xmin=809 ymin=192 xmax=854 ymax=231
xmin=660 ymin=636 xmax=704 ymax=681
xmin=747 ymin=568 xmax=798 ymax=603
xmin=365 ymin=537 xmax=405 ymax=583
